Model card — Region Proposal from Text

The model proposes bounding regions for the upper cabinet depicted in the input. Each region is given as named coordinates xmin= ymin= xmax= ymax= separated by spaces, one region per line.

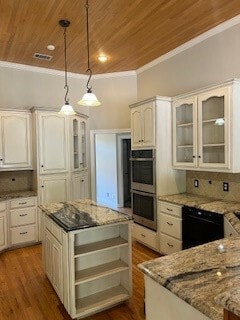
xmin=37 ymin=112 xmax=69 ymax=174
xmin=173 ymin=80 xmax=240 ymax=172
xmin=71 ymin=116 xmax=88 ymax=171
xmin=0 ymin=112 xmax=32 ymax=170
xmin=130 ymin=102 xmax=155 ymax=149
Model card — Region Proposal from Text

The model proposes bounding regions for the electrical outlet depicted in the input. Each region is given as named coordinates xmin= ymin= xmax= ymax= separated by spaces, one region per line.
xmin=194 ymin=179 xmax=199 ymax=188
xmin=223 ymin=182 xmax=229 ymax=192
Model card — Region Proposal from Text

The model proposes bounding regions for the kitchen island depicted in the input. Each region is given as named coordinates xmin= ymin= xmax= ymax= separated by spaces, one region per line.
xmin=40 ymin=199 xmax=132 ymax=319
xmin=139 ymin=236 xmax=240 ymax=320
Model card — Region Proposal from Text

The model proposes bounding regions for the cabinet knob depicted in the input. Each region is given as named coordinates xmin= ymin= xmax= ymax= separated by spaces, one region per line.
xmin=193 ymin=155 xmax=195 ymax=158
xmin=198 ymin=155 xmax=201 ymax=158
xmin=0 ymin=159 xmax=2 ymax=161
xmin=81 ymin=179 xmax=84 ymax=182
xmin=138 ymin=140 xmax=141 ymax=142
xmin=41 ymin=165 xmax=44 ymax=167
xmin=141 ymin=140 xmax=144 ymax=142
xmin=41 ymin=185 xmax=44 ymax=188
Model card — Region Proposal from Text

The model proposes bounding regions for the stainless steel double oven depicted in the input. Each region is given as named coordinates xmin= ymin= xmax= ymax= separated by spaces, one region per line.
xmin=130 ymin=149 xmax=157 ymax=231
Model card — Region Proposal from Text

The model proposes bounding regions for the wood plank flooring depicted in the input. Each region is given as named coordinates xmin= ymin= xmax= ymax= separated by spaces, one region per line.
xmin=0 ymin=241 xmax=160 ymax=320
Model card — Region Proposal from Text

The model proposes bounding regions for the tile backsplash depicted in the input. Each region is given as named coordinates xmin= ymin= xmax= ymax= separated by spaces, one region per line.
xmin=186 ymin=171 xmax=240 ymax=202
xmin=0 ymin=171 xmax=33 ymax=193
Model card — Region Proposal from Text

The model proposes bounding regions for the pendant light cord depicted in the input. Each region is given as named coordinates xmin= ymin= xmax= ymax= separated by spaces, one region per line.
xmin=64 ymin=26 xmax=69 ymax=103
xmin=85 ymin=0 xmax=92 ymax=93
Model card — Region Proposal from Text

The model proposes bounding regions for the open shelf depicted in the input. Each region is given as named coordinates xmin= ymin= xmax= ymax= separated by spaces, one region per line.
xmin=176 ymin=122 xmax=193 ymax=127
xmin=75 ymin=260 xmax=129 ymax=284
xmin=203 ymin=143 xmax=224 ymax=147
xmin=202 ymin=118 xmax=224 ymax=124
xmin=75 ymin=237 xmax=128 ymax=257
xmin=75 ymin=285 xmax=129 ymax=316
xmin=176 ymin=144 xmax=193 ymax=148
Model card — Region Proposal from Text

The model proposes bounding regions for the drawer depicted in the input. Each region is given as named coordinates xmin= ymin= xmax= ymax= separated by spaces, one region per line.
xmin=44 ymin=215 xmax=62 ymax=244
xmin=0 ymin=201 xmax=6 ymax=212
xmin=132 ymin=223 xmax=157 ymax=250
xmin=159 ymin=233 xmax=182 ymax=255
xmin=159 ymin=201 xmax=182 ymax=217
xmin=159 ymin=212 xmax=182 ymax=239
xmin=10 ymin=225 xmax=37 ymax=246
xmin=10 ymin=197 xmax=37 ymax=209
xmin=10 ymin=207 xmax=36 ymax=227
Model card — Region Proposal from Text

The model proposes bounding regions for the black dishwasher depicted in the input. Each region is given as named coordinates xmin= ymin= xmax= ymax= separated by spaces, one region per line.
xmin=182 ymin=206 xmax=224 ymax=249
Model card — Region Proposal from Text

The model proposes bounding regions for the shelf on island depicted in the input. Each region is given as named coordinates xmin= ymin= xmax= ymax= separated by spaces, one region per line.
xmin=202 ymin=143 xmax=224 ymax=147
xmin=176 ymin=122 xmax=193 ymax=127
xmin=74 ymin=237 xmax=128 ymax=257
xmin=75 ymin=260 xmax=129 ymax=285
xmin=75 ymin=285 xmax=129 ymax=316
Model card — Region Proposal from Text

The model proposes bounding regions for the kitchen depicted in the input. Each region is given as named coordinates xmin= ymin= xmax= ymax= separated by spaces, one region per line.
xmin=1 ymin=1 xmax=240 ymax=320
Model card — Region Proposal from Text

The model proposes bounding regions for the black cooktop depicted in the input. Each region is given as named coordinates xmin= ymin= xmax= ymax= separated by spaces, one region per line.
xmin=50 ymin=203 xmax=97 ymax=231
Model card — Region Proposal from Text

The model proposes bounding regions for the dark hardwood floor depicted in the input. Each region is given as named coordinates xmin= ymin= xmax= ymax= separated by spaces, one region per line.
xmin=0 ymin=241 xmax=160 ymax=320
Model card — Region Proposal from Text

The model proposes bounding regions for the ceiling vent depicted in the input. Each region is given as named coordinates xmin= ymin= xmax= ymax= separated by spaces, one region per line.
xmin=33 ymin=52 xmax=53 ymax=61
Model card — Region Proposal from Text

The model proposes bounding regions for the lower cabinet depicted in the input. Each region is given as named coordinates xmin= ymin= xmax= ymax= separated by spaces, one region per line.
xmin=158 ymin=201 xmax=182 ymax=255
xmin=9 ymin=196 xmax=38 ymax=247
xmin=40 ymin=174 xmax=70 ymax=205
xmin=0 ymin=202 xmax=7 ymax=251
xmin=132 ymin=222 xmax=158 ymax=251
xmin=71 ymin=170 xmax=89 ymax=200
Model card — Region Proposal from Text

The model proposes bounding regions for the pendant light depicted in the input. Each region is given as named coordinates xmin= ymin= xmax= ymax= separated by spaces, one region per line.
xmin=59 ymin=19 xmax=76 ymax=115
xmin=78 ymin=0 xmax=101 ymax=106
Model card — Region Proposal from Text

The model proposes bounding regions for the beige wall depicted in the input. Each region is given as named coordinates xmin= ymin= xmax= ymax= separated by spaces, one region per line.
xmin=137 ymin=23 xmax=240 ymax=100
xmin=0 ymin=65 xmax=137 ymax=130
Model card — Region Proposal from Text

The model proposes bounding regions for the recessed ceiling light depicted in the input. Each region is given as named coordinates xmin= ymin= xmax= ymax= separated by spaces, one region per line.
xmin=47 ymin=44 xmax=55 ymax=51
xmin=98 ymin=55 xmax=108 ymax=62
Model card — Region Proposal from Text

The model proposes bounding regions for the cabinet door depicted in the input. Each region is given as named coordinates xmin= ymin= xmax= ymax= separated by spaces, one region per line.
xmin=38 ymin=113 xmax=68 ymax=174
xmin=141 ymin=103 xmax=155 ymax=147
xmin=173 ymin=97 xmax=197 ymax=168
xmin=72 ymin=171 xmax=89 ymax=200
xmin=131 ymin=106 xmax=142 ymax=148
xmin=72 ymin=117 xmax=88 ymax=171
xmin=0 ymin=211 xmax=7 ymax=251
xmin=80 ymin=118 xmax=88 ymax=169
xmin=40 ymin=175 xmax=70 ymax=205
xmin=52 ymin=237 xmax=63 ymax=301
xmin=198 ymin=87 xmax=230 ymax=169
xmin=0 ymin=113 xmax=32 ymax=169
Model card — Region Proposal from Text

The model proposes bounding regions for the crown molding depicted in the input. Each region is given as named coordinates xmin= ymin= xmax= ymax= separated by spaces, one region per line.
xmin=136 ymin=14 xmax=240 ymax=74
xmin=0 ymin=61 xmax=136 ymax=79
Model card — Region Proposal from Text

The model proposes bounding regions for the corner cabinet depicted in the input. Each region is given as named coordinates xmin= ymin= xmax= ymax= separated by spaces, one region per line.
xmin=130 ymin=101 xmax=155 ymax=149
xmin=173 ymin=80 xmax=240 ymax=172
xmin=0 ymin=112 xmax=32 ymax=170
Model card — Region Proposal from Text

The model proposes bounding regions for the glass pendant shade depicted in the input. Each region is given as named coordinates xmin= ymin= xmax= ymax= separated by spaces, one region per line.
xmin=78 ymin=91 xmax=101 ymax=106
xmin=59 ymin=102 xmax=76 ymax=115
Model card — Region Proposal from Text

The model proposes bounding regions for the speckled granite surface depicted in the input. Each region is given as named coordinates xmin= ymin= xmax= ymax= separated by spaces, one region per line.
xmin=215 ymin=288 xmax=240 ymax=317
xmin=158 ymin=193 xmax=216 ymax=207
xmin=139 ymin=236 xmax=240 ymax=320
xmin=40 ymin=199 xmax=132 ymax=231
xmin=0 ymin=190 xmax=37 ymax=201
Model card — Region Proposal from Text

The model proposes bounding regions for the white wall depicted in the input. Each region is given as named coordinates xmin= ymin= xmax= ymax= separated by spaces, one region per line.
xmin=95 ymin=133 xmax=118 ymax=207
xmin=0 ymin=63 xmax=137 ymax=130
xmin=137 ymin=23 xmax=240 ymax=100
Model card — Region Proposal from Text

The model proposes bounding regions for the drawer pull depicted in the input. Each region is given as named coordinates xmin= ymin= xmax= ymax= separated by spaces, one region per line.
xmin=167 ymin=222 xmax=173 ymax=226
xmin=20 ymin=232 xmax=28 ymax=235
xmin=140 ymin=233 xmax=146 ymax=238
xmin=18 ymin=202 xmax=27 ymax=205
xmin=19 ymin=214 xmax=27 ymax=217
xmin=167 ymin=242 xmax=173 ymax=247
xmin=166 ymin=208 xmax=173 ymax=212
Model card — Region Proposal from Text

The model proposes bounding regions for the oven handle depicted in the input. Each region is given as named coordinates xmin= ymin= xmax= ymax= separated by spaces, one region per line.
xmin=129 ymin=157 xmax=155 ymax=161
xmin=131 ymin=189 xmax=156 ymax=197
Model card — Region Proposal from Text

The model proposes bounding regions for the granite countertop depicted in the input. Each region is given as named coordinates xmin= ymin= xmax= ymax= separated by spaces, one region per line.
xmin=215 ymin=288 xmax=240 ymax=317
xmin=159 ymin=193 xmax=240 ymax=234
xmin=0 ymin=190 xmax=37 ymax=201
xmin=40 ymin=199 xmax=132 ymax=231
xmin=139 ymin=236 xmax=240 ymax=320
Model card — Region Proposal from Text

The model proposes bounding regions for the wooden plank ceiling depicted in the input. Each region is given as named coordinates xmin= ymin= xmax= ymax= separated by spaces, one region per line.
xmin=1 ymin=0 xmax=240 ymax=74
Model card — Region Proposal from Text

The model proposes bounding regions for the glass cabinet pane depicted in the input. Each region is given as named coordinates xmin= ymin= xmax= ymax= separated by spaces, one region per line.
xmin=80 ymin=121 xmax=87 ymax=168
xmin=73 ymin=119 xmax=79 ymax=169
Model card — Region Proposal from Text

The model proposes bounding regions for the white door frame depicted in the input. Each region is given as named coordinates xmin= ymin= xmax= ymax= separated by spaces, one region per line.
xmin=90 ymin=129 xmax=131 ymax=203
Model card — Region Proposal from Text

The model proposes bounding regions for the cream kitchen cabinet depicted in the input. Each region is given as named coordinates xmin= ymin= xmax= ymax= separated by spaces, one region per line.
xmin=130 ymin=101 xmax=155 ymax=149
xmin=158 ymin=201 xmax=182 ymax=255
xmin=71 ymin=171 xmax=89 ymax=201
xmin=0 ymin=201 xmax=7 ymax=251
xmin=9 ymin=196 xmax=38 ymax=247
xmin=173 ymin=79 xmax=240 ymax=172
xmin=39 ymin=174 xmax=70 ymax=205
xmin=72 ymin=116 xmax=88 ymax=171
xmin=0 ymin=112 xmax=32 ymax=170
xmin=37 ymin=112 xmax=69 ymax=174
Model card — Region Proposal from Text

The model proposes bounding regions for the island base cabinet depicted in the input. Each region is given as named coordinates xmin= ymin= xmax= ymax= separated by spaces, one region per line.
xmin=69 ymin=222 xmax=132 ymax=319
xmin=145 ymin=276 xmax=211 ymax=320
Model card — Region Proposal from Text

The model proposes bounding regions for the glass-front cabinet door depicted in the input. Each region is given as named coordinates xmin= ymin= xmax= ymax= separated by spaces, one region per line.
xmin=198 ymin=87 xmax=230 ymax=169
xmin=72 ymin=117 xmax=88 ymax=171
xmin=173 ymin=97 xmax=197 ymax=167
xmin=80 ymin=119 xmax=87 ymax=169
